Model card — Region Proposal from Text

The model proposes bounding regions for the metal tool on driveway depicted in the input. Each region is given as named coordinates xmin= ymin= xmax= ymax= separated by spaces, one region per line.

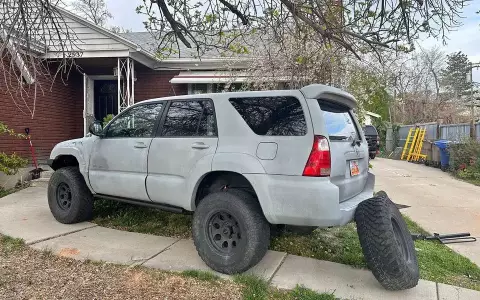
xmin=411 ymin=232 xmax=477 ymax=244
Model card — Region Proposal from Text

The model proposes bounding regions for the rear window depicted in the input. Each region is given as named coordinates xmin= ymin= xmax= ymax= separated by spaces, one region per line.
xmin=229 ymin=96 xmax=307 ymax=136
xmin=318 ymin=101 xmax=359 ymax=140
xmin=363 ymin=125 xmax=378 ymax=136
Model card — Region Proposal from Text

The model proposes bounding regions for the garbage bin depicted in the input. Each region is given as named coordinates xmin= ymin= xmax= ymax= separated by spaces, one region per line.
xmin=434 ymin=140 xmax=451 ymax=171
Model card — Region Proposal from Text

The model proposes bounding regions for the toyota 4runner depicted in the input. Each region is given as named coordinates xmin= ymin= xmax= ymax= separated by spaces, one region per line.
xmin=47 ymin=84 xmax=419 ymax=290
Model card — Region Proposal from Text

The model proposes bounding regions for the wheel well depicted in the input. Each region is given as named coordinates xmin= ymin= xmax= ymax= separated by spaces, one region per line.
xmin=195 ymin=171 xmax=257 ymax=207
xmin=51 ymin=155 xmax=79 ymax=170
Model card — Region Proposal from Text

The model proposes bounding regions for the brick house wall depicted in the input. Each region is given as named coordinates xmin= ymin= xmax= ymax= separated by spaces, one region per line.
xmin=1 ymin=65 xmax=186 ymax=164
xmin=134 ymin=70 xmax=187 ymax=102
xmin=0 ymin=61 xmax=84 ymax=164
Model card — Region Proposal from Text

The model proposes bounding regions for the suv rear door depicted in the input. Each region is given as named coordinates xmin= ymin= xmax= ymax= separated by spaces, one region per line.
xmin=146 ymin=99 xmax=218 ymax=208
xmin=307 ymin=98 xmax=369 ymax=202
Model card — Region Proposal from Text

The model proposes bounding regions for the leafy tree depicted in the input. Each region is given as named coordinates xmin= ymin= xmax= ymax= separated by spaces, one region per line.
xmin=441 ymin=51 xmax=473 ymax=99
xmin=348 ymin=69 xmax=391 ymax=122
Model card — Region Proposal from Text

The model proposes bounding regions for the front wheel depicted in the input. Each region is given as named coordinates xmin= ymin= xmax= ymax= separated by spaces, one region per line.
xmin=369 ymin=153 xmax=376 ymax=159
xmin=193 ymin=189 xmax=270 ymax=274
xmin=48 ymin=167 xmax=93 ymax=224
xmin=355 ymin=195 xmax=419 ymax=290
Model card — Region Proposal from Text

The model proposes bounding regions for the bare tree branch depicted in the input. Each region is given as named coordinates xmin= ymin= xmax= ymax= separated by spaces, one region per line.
xmin=138 ymin=0 xmax=467 ymax=60
xmin=0 ymin=0 xmax=80 ymax=119
xmin=71 ymin=0 xmax=112 ymax=26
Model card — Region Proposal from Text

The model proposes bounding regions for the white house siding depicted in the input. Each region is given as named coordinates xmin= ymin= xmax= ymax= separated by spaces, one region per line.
xmin=42 ymin=16 xmax=131 ymax=56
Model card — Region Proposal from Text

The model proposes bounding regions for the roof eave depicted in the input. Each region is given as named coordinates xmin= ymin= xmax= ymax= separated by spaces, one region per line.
xmin=153 ymin=58 xmax=253 ymax=70
xmin=56 ymin=7 xmax=157 ymax=60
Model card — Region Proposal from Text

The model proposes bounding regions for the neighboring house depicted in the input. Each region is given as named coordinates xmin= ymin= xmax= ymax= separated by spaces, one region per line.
xmin=0 ymin=8 xmax=252 ymax=163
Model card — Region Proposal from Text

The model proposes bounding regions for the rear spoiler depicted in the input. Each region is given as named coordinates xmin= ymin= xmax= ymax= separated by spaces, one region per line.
xmin=300 ymin=84 xmax=357 ymax=109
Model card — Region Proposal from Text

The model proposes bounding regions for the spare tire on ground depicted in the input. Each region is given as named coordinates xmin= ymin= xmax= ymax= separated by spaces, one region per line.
xmin=355 ymin=193 xmax=419 ymax=290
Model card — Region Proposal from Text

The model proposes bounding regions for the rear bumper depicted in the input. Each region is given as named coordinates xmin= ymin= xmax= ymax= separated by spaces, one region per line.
xmin=245 ymin=172 xmax=375 ymax=227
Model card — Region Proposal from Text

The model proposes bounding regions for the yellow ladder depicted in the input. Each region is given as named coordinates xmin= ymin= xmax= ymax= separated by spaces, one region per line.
xmin=406 ymin=128 xmax=420 ymax=161
xmin=410 ymin=128 xmax=427 ymax=162
xmin=401 ymin=128 xmax=416 ymax=160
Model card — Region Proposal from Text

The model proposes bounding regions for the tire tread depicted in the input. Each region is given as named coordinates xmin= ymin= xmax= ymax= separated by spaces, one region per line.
xmin=355 ymin=195 xmax=419 ymax=290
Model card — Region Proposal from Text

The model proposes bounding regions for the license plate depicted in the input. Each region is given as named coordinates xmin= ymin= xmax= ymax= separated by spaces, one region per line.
xmin=350 ymin=160 xmax=360 ymax=176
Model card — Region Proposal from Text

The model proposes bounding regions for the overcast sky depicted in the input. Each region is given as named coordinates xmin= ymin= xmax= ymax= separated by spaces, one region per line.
xmin=105 ymin=0 xmax=480 ymax=81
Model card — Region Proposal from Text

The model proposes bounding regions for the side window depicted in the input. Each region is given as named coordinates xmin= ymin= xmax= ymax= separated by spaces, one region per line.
xmin=105 ymin=103 xmax=163 ymax=138
xmin=229 ymin=96 xmax=307 ymax=136
xmin=161 ymin=100 xmax=217 ymax=137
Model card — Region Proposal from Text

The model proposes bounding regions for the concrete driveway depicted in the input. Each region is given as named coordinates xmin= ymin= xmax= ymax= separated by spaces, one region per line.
xmin=372 ymin=158 xmax=480 ymax=266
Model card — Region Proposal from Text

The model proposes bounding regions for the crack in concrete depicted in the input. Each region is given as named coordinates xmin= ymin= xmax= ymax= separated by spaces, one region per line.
xmin=136 ymin=238 xmax=182 ymax=267
xmin=268 ymin=253 xmax=288 ymax=284
xmin=26 ymin=223 xmax=98 ymax=245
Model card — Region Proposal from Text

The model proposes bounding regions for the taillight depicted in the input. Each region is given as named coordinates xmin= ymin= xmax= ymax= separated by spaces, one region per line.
xmin=303 ymin=135 xmax=331 ymax=177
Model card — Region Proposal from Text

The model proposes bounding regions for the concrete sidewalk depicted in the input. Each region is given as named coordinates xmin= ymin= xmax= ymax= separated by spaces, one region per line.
xmin=1 ymin=187 xmax=479 ymax=300
xmin=372 ymin=158 xmax=480 ymax=266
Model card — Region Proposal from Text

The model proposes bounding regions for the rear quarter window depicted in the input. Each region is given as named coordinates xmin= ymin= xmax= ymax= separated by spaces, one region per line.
xmin=229 ymin=96 xmax=307 ymax=136
xmin=318 ymin=100 xmax=360 ymax=140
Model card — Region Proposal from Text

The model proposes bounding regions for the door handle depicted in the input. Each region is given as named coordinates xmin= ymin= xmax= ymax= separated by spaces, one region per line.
xmin=134 ymin=142 xmax=148 ymax=149
xmin=191 ymin=142 xmax=210 ymax=150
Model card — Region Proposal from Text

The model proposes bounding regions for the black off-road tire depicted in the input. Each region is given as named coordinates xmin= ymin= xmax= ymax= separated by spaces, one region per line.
xmin=369 ymin=153 xmax=376 ymax=160
xmin=193 ymin=189 xmax=270 ymax=274
xmin=48 ymin=167 xmax=93 ymax=224
xmin=355 ymin=195 xmax=419 ymax=290
xmin=375 ymin=191 xmax=388 ymax=198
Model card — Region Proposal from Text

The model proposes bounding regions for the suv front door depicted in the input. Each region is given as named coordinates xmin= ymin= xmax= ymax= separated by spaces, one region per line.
xmin=147 ymin=99 xmax=218 ymax=209
xmin=89 ymin=102 xmax=164 ymax=201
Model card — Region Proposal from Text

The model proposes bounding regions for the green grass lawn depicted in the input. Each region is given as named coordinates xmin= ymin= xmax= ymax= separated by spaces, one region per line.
xmin=92 ymin=198 xmax=480 ymax=291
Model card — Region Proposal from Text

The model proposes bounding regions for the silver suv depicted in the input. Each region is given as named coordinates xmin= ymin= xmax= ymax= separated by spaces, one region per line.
xmin=47 ymin=84 xmax=418 ymax=290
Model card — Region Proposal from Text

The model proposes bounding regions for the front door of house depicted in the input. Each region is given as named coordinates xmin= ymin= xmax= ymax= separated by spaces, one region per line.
xmin=94 ymin=80 xmax=118 ymax=123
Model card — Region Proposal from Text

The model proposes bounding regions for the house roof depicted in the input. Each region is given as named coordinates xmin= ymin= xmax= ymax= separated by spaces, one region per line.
xmin=47 ymin=8 xmax=257 ymax=70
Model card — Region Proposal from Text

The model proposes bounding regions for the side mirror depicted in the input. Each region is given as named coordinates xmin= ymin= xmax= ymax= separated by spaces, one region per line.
xmin=89 ymin=121 xmax=103 ymax=136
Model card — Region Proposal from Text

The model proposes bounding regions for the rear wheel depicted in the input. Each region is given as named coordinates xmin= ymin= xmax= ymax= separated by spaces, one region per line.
xmin=48 ymin=167 xmax=93 ymax=224
xmin=193 ymin=189 xmax=270 ymax=274
xmin=355 ymin=195 xmax=419 ymax=290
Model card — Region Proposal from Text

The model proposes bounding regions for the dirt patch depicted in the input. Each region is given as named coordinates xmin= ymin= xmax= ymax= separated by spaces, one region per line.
xmin=0 ymin=240 xmax=241 ymax=300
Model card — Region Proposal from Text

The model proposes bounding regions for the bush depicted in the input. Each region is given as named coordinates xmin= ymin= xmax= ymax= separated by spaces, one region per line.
xmin=0 ymin=122 xmax=28 ymax=176
xmin=103 ymin=114 xmax=115 ymax=127
xmin=449 ymin=139 xmax=480 ymax=181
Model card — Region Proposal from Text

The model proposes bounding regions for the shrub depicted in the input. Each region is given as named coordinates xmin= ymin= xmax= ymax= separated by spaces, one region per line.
xmin=449 ymin=139 xmax=480 ymax=181
xmin=103 ymin=114 xmax=115 ymax=127
xmin=0 ymin=122 xmax=28 ymax=176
